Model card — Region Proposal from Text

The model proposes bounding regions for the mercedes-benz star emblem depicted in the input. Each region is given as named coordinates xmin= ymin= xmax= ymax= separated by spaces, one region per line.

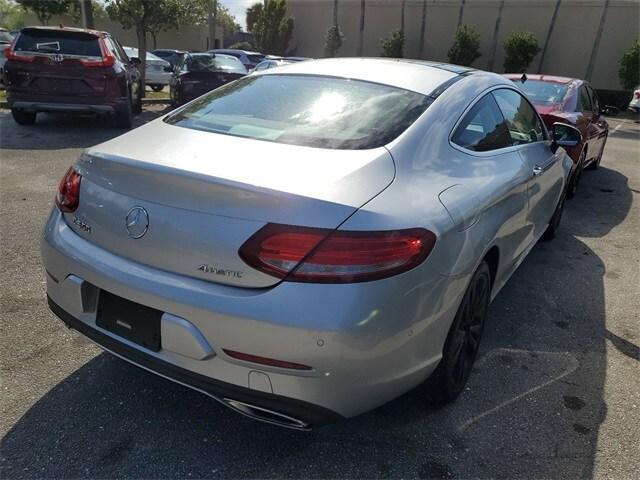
xmin=125 ymin=206 xmax=149 ymax=239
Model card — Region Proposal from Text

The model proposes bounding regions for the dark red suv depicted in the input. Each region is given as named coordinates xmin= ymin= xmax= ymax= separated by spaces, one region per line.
xmin=4 ymin=26 xmax=142 ymax=128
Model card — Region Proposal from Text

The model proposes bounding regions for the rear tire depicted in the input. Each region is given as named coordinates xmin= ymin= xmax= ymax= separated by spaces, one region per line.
xmin=132 ymin=82 xmax=143 ymax=115
xmin=567 ymin=150 xmax=586 ymax=198
xmin=588 ymin=135 xmax=607 ymax=170
xmin=11 ymin=109 xmax=36 ymax=125
xmin=542 ymin=189 xmax=566 ymax=241
xmin=427 ymin=261 xmax=491 ymax=404
xmin=150 ymin=84 xmax=164 ymax=92
xmin=115 ymin=100 xmax=133 ymax=129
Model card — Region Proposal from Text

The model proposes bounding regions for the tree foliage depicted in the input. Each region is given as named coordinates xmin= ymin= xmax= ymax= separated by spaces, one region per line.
xmin=619 ymin=40 xmax=640 ymax=91
xmin=16 ymin=0 xmax=73 ymax=25
xmin=0 ymin=0 xmax=25 ymax=29
xmin=228 ymin=41 xmax=254 ymax=50
xmin=380 ymin=29 xmax=404 ymax=58
xmin=246 ymin=0 xmax=293 ymax=55
xmin=447 ymin=25 xmax=481 ymax=67
xmin=503 ymin=31 xmax=540 ymax=73
xmin=324 ymin=25 xmax=343 ymax=57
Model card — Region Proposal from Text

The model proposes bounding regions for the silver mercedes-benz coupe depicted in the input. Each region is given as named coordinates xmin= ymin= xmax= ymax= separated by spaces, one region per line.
xmin=42 ymin=58 xmax=581 ymax=429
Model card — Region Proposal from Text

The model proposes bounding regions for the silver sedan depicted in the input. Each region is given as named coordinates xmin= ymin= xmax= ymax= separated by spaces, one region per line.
xmin=42 ymin=58 xmax=579 ymax=429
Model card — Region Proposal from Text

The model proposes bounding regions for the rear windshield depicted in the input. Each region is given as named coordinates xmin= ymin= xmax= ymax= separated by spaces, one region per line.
xmin=164 ymin=74 xmax=431 ymax=150
xmin=14 ymin=29 xmax=100 ymax=57
xmin=187 ymin=54 xmax=245 ymax=73
xmin=514 ymin=80 xmax=569 ymax=106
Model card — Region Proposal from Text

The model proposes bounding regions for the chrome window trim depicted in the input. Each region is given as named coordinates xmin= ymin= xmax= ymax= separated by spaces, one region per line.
xmin=449 ymin=85 xmax=549 ymax=158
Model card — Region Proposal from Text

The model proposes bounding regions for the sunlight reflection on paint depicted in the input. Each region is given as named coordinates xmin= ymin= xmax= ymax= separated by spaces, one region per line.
xmin=357 ymin=308 xmax=379 ymax=327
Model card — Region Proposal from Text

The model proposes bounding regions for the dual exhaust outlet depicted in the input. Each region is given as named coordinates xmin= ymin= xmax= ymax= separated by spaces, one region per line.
xmin=222 ymin=398 xmax=310 ymax=430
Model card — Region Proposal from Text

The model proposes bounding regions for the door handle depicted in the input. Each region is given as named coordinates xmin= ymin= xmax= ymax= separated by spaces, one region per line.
xmin=532 ymin=165 xmax=544 ymax=177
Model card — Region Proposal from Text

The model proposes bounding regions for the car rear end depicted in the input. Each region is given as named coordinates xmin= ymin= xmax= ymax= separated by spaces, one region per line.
xmin=42 ymin=67 xmax=453 ymax=427
xmin=178 ymin=54 xmax=246 ymax=104
xmin=629 ymin=87 xmax=640 ymax=114
xmin=4 ymin=27 xmax=128 ymax=116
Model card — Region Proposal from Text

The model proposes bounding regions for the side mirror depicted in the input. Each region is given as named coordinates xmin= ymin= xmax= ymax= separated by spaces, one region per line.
xmin=129 ymin=56 xmax=141 ymax=66
xmin=551 ymin=122 xmax=582 ymax=152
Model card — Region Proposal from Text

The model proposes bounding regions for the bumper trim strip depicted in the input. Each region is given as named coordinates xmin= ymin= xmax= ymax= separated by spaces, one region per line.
xmin=47 ymin=296 xmax=344 ymax=429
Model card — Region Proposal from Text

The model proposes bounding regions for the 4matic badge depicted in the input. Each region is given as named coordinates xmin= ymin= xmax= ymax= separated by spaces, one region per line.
xmin=197 ymin=264 xmax=243 ymax=279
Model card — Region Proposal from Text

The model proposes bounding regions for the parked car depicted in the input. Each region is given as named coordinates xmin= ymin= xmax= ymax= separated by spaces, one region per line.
xmin=0 ymin=27 xmax=13 ymax=45
xmin=123 ymin=46 xmax=171 ymax=92
xmin=4 ymin=26 xmax=142 ymax=128
xmin=42 ymin=58 xmax=578 ymax=429
xmin=252 ymin=58 xmax=296 ymax=72
xmin=0 ymin=27 xmax=14 ymax=88
xmin=169 ymin=52 xmax=246 ymax=106
xmin=208 ymin=48 xmax=265 ymax=71
xmin=505 ymin=74 xmax=609 ymax=197
xmin=151 ymin=48 xmax=185 ymax=67
xmin=628 ymin=86 xmax=640 ymax=115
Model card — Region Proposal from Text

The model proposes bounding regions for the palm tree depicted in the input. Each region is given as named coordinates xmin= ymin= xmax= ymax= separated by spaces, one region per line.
xmin=357 ymin=0 xmax=366 ymax=56
xmin=586 ymin=0 xmax=610 ymax=80
xmin=487 ymin=0 xmax=505 ymax=71
xmin=457 ymin=0 xmax=466 ymax=28
xmin=419 ymin=0 xmax=427 ymax=58
xmin=538 ymin=0 xmax=562 ymax=73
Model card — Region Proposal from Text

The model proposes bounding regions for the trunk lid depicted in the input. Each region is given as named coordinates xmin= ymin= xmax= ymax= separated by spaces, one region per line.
xmin=69 ymin=119 xmax=395 ymax=288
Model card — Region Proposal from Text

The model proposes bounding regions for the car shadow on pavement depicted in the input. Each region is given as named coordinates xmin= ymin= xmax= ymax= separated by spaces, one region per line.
xmin=0 ymin=167 xmax=633 ymax=479
xmin=0 ymin=106 xmax=172 ymax=151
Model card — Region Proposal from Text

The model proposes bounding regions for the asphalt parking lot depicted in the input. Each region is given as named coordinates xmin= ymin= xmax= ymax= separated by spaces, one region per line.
xmin=1 ymin=109 xmax=638 ymax=479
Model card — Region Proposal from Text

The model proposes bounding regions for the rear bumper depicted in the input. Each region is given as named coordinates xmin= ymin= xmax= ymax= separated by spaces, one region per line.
xmin=146 ymin=71 xmax=171 ymax=85
xmin=8 ymin=93 xmax=129 ymax=114
xmin=48 ymin=296 xmax=343 ymax=429
xmin=42 ymin=208 xmax=454 ymax=424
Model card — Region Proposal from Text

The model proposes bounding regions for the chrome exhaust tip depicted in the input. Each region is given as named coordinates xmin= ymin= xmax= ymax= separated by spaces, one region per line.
xmin=223 ymin=398 xmax=311 ymax=430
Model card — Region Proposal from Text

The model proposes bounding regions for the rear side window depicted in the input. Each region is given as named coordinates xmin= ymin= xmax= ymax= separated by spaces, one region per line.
xmin=165 ymin=74 xmax=432 ymax=150
xmin=452 ymin=94 xmax=511 ymax=152
xmin=577 ymin=85 xmax=592 ymax=112
xmin=493 ymin=89 xmax=546 ymax=145
xmin=14 ymin=29 xmax=100 ymax=57
xmin=248 ymin=54 xmax=266 ymax=63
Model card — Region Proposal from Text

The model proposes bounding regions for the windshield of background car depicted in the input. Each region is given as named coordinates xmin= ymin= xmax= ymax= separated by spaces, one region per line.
xmin=164 ymin=74 xmax=432 ymax=150
xmin=14 ymin=29 xmax=100 ymax=56
xmin=0 ymin=31 xmax=13 ymax=43
xmin=515 ymin=80 xmax=569 ymax=106
xmin=187 ymin=54 xmax=246 ymax=73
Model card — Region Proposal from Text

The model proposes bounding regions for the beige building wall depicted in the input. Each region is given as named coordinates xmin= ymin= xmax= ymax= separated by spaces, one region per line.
xmin=287 ymin=0 xmax=640 ymax=90
xmin=22 ymin=13 xmax=223 ymax=52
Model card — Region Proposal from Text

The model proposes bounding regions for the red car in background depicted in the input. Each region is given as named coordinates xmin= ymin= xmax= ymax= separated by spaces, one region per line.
xmin=505 ymin=74 xmax=609 ymax=197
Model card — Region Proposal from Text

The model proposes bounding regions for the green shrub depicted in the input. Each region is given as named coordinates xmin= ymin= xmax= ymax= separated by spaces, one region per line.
xmin=228 ymin=41 xmax=254 ymax=51
xmin=380 ymin=29 xmax=404 ymax=58
xmin=324 ymin=25 xmax=344 ymax=57
xmin=619 ymin=40 xmax=640 ymax=90
xmin=503 ymin=31 xmax=540 ymax=73
xmin=447 ymin=25 xmax=481 ymax=67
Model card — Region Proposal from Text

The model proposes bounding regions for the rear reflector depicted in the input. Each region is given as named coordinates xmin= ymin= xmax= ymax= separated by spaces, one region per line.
xmin=239 ymin=224 xmax=436 ymax=283
xmin=55 ymin=167 xmax=82 ymax=213
xmin=223 ymin=349 xmax=312 ymax=370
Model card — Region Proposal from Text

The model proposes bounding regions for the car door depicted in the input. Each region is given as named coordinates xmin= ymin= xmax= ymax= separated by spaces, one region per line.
xmin=450 ymin=91 xmax=531 ymax=271
xmin=576 ymin=84 xmax=600 ymax=163
xmin=586 ymin=84 xmax=608 ymax=158
xmin=107 ymin=36 xmax=140 ymax=100
xmin=493 ymin=88 xmax=565 ymax=243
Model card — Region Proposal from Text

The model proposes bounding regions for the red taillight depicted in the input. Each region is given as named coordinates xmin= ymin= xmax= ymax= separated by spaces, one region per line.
xmin=4 ymin=44 xmax=35 ymax=63
xmin=79 ymin=37 xmax=115 ymax=68
xmin=223 ymin=349 xmax=312 ymax=370
xmin=239 ymin=224 xmax=436 ymax=283
xmin=55 ymin=167 xmax=82 ymax=213
xmin=635 ymin=91 xmax=640 ymax=99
